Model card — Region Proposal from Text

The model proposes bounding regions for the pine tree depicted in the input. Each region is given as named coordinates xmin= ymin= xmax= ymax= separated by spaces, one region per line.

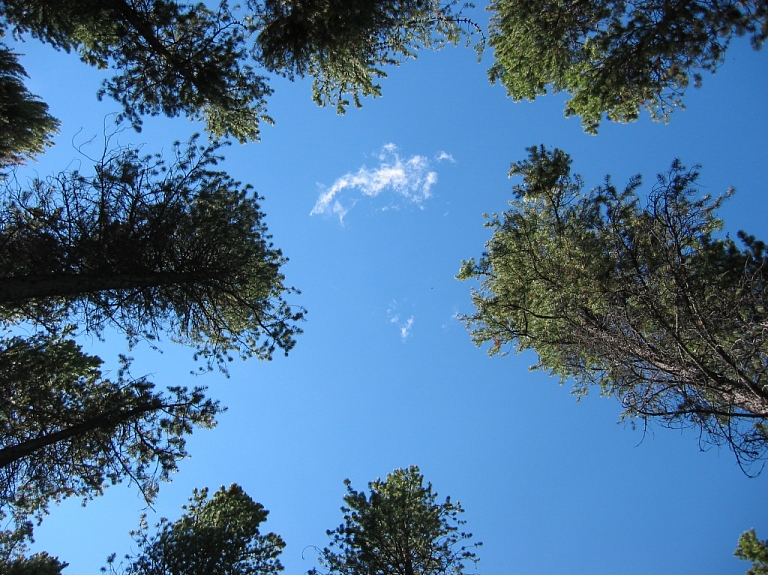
xmin=459 ymin=146 xmax=768 ymax=472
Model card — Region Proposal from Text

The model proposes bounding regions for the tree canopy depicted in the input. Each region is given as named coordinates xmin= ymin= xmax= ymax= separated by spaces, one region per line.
xmin=314 ymin=466 xmax=481 ymax=575
xmin=458 ymin=146 xmax=768 ymax=472
xmin=0 ymin=134 xmax=303 ymax=371
xmin=113 ymin=484 xmax=285 ymax=575
xmin=487 ymin=0 xmax=768 ymax=132
xmin=2 ymin=0 xmax=764 ymax=141
xmin=0 ymin=513 xmax=67 ymax=575
xmin=1 ymin=552 xmax=67 ymax=575
xmin=0 ymin=0 xmax=479 ymax=142
xmin=256 ymin=0 xmax=482 ymax=113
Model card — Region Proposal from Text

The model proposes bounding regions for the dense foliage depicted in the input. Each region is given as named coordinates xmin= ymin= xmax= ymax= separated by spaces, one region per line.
xmin=315 ymin=466 xmax=481 ymax=575
xmin=0 ymin=45 xmax=59 ymax=168
xmin=2 ymin=0 xmax=763 ymax=138
xmin=0 ymin=0 xmax=478 ymax=141
xmin=736 ymin=529 xmax=768 ymax=575
xmin=487 ymin=0 xmax=768 ymax=132
xmin=256 ymin=0 xmax=482 ymax=112
xmin=1 ymin=552 xmax=67 ymax=575
xmin=113 ymin=484 xmax=285 ymax=575
xmin=0 ymin=135 xmax=303 ymax=371
xmin=458 ymin=146 xmax=768 ymax=472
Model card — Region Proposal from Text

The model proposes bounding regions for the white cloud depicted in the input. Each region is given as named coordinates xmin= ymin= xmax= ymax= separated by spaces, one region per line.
xmin=387 ymin=300 xmax=415 ymax=342
xmin=311 ymin=144 xmax=445 ymax=223
xmin=399 ymin=316 xmax=414 ymax=341
xmin=435 ymin=151 xmax=456 ymax=163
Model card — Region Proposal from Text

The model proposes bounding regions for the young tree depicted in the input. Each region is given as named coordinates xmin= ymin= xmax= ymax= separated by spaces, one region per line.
xmin=112 ymin=484 xmax=285 ymax=575
xmin=736 ymin=529 xmax=768 ymax=575
xmin=0 ymin=134 xmax=303 ymax=372
xmin=314 ymin=466 xmax=481 ymax=575
xmin=487 ymin=0 xmax=768 ymax=132
xmin=458 ymin=146 xmax=768 ymax=472
xmin=0 ymin=334 xmax=220 ymax=523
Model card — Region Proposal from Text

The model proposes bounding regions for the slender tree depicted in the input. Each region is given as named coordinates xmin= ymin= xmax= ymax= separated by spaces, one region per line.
xmin=487 ymin=0 xmax=768 ymax=132
xmin=0 ymin=134 xmax=303 ymax=371
xmin=314 ymin=466 xmax=481 ymax=575
xmin=458 ymin=146 xmax=768 ymax=472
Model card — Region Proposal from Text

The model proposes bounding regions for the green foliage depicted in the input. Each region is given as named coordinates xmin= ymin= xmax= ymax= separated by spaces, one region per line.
xmin=1 ymin=552 xmax=68 ymax=575
xmin=736 ymin=529 xmax=768 ymax=575
xmin=113 ymin=484 xmax=285 ymax=575
xmin=1 ymin=0 xmax=272 ymax=141
xmin=0 ymin=44 xmax=59 ymax=167
xmin=314 ymin=466 xmax=481 ymax=575
xmin=255 ymin=0 xmax=482 ymax=113
xmin=96 ymin=0 xmax=273 ymax=142
xmin=0 ymin=133 xmax=304 ymax=372
xmin=0 ymin=334 xmax=220 ymax=522
xmin=487 ymin=0 xmax=768 ymax=132
xmin=0 ymin=510 xmax=67 ymax=575
xmin=0 ymin=0 xmax=481 ymax=141
xmin=458 ymin=146 xmax=768 ymax=472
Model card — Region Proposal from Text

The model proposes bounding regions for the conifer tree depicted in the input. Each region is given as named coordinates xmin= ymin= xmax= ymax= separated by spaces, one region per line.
xmin=0 ymin=45 xmax=58 ymax=168
xmin=0 ymin=334 xmax=220 ymax=523
xmin=459 ymin=146 xmax=768 ymax=472
xmin=487 ymin=0 xmax=768 ymax=132
xmin=0 ymin=134 xmax=303 ymax=371
xmin=114 ymin=484 xmax=285 ymax=575
xmin=736 ymin=529 xmax=768 ymax=575
xmin=315 ymin=467 xmax=481 ymax=575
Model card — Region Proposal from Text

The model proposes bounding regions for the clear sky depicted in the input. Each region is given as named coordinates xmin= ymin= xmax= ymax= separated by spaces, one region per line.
xmin=8 ymin=5 xmax=768 ymax=574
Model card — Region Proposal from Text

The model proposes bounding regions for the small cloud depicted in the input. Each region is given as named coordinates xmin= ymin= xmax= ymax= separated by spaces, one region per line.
xmin=311 ymin=144 xmax=447 ymax=223
xmin=399 ymin=317 xmax=414 ymax=342
xmin=436 ymin=151 xmax=456 ymax=163
xmin=387 ymin=300 xmax=415 ymax=342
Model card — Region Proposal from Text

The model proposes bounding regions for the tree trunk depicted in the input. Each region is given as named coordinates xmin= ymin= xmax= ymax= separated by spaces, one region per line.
xmin=0 ymin=271 xmax=212 ymax=304
xmin=0 ymin=400 xmax=162 ymax=469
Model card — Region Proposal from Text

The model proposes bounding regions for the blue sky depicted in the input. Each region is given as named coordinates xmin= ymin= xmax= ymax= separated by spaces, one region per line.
xmin=8 ymin=6 xmax=768 ymax=575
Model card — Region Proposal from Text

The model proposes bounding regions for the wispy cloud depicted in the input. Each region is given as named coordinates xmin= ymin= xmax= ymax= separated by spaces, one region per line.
xmin=398 ymin=317 xmax=414 ymax=341
xmin=311 ymin=144 xmax=445 ymax=223
xmin=435 ymin=151 xmax=456 ymax=163
xmin=387 ymin=300 xmax=415 ymax=343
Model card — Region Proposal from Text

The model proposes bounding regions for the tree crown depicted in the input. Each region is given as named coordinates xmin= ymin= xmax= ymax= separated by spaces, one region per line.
xmin=459 ymin=146 xmax=768 ymax=473
xmin=0 ymin=133 xmax=304 ymax=372
xmin=114 ymin=484 xmax=285 ymax=575
xmin=315 ymin=466 xmax=481 ymax=575
xmin=487 ymin=0 xmax=768 ymax=132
